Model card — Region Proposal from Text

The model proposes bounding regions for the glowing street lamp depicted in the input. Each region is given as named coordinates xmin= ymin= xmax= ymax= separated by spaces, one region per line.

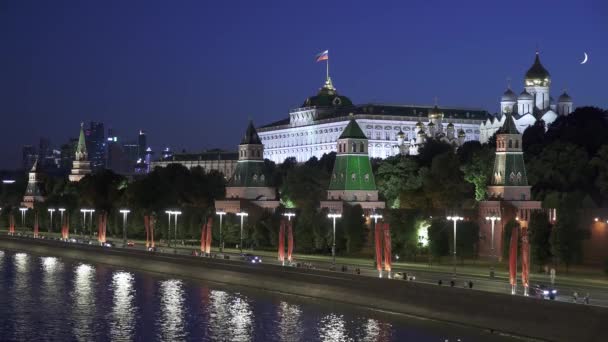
xmin=236 ymin=211 xmax=248 ymax=252
xmin=216 ymin=210 xmax=226 ymax=252
xmin=165 ymin=210 xmax=173 ymax=247
xmin=447 ymin=215 xmax=463 ymax=277
xmin=282 ymin=212 xmax=296 ymax=221
xmin=173 ymin=211 xmax=182 ymax=248
xmin=327 ymin=213 xmax=342 ymax=267
xmin=47 ymin=208 xmax=56 ymax=233
xmin=119 ymin=209 xmax=130 ymax=247
xmin=19 ymin=207 xmax=28 ymax=226
xmin=485 ymin=214 xmax=501 ymax=274
xmin=370 ymin=212 xmax=383 ymax=225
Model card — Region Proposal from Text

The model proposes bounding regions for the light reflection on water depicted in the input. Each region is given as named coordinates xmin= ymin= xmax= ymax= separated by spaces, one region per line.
xmin=159 ymin=279 xmax=187 ymax=341
xmin=0 ymin=250 xmax=509 ymax=341
xmin=111 ymin=271 xmax=136 ymax=341
xmin=72 ymin=263 xmax=95 ymax=341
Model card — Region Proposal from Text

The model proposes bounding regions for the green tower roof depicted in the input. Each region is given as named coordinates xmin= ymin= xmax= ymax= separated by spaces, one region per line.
xmin=76 ymin=122 xmax=87 ymax=155
xmin=339 ymin=117 xmax=367 ymax=139
xmin=328 ymin=155 xmax=377 ymax=191
xmin=240 ymin=120 xmax=262 ymax=145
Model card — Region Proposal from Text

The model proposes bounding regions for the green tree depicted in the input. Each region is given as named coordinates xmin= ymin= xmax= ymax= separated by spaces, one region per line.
xmin=428 ymin=218 xmax=449 ymax=262
xmin=528 ymin=211 xmax=552 ymax=269
xmin=461 ymin=147 xmax=494 ymax=201
xmin=551 ymin=194 xmax=584 ymax=271
xmin=590 ymin=145 xmax=608 ymax=205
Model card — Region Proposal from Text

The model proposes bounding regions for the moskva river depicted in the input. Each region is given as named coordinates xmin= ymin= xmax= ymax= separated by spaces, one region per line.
xmin=0 ymin=249 xmax=513 ymax=341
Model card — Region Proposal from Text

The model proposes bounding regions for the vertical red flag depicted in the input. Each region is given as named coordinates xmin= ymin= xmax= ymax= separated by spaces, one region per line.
xmin=150 ymin=215 xmax=156 ymax=248
xmin=374 ymin=222 xmax=383 ymax=272
xmin=64 ymin=216 xmax=70 ymax=240
xmin=102 ymin=213 xmax=107 ymax=243
xmin=509 ymin=225 xmax=519 ymax=289
xmin=205 ymin=217 xmax=213 ymax=254
xmin=9 ymin=213 xmax=15 ymax=235
xmin=33 ymin=212 xmax=39 ymax=238
xmin=97 ymin=214 xmax=103 ymax=243
xmin=287 ymin=220 xmax=294 ymax=262
xmin=60 ymin=215 xmax=66 ymax=239
xmin=278 ymin=219 xmax=285 ymax=262
xmin=521 ymin=227 xmax=530 ymax=289
xmin=144 ymin=215 xmax=150 ymax=248
xmin=200 ymin=220 xmax=207 ymax=253
xmin=383 ymin=223 xmax=392 ymax=272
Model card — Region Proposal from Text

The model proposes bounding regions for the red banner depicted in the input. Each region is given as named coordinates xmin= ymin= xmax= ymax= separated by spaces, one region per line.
xmin=205 ymin=217 xmax=213 ymax=254
xmin=287 ymin=220 xmax=294 ymax=262
xmin=200 ymin=220 xmax=206 ymax=253
xmin=521 ymin=228 xmax=530 ymax=289
xmin=9 ymin=214 xmax=15 ymax=234
xmin=509 ymin=226 xmax=519 ymax=287
xmin=61 ymin=215 xmax=70 ymax=240
xmin=374 ymin=222 xmax=383 ymax=272
xmin=278 ymin=219 xmax=285 ymax=262
xmin=149 ymin=215 xmax=155 ymax=248
xmin=383 ymin=223 xmax=392 ymax=272
xmin=33 ymin=212 xmax=38 ymax=237
xmin=144 ymin=215 xmax=150 ymax=248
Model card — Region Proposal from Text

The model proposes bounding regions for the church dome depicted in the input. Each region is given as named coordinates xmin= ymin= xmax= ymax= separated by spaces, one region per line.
xmin=415 ymin=121 xmax=423 ymax=128
xmin=518 ymin=89 xmax=533 ymax=100
xmin=525 ymin=52 xmax=551 ymax=85
xmin=558 ymin=91 xmax=572 ymax=102
xmin=428 ymin=105 xmax=444 ymax=119
xmin=302 ymin=77 xmax=353 ymax=108
xmin=447 ymin=122 xmax=454 ymax=128
xmin=501 ymin=88 xmax=517 ymax=102
xmin=427 ymin=122 xmax=435 ymax=127
xmin=458 ymin=129 xmax=466 ymax=137
xmin=397 ymin=130 xmax=405 ymax=138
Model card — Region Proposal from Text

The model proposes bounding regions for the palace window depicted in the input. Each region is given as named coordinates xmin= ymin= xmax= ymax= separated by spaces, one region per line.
xmin=364 ymin=174 xmax=370 ymax=182
xmin=351 ymin=173 xmax=356 ymax=181
xmin=360 ymin=142 xmax=364 ymax=153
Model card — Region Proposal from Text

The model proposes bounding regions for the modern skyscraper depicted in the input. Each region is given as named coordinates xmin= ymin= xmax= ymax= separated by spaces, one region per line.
xmin=86 ymin=121 xmax=106 ymax=171
xmin=138 ymin=130 xmax=147 ymax=159
xmin=21 ymin=145 xmax=37 ymax=170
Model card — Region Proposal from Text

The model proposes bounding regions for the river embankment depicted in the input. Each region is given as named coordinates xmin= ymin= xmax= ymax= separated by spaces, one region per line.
xmin=1 ymin=236 xmax=606 ymax=342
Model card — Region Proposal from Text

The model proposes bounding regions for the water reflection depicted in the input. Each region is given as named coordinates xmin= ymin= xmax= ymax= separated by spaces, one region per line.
xmin=208 ymin=290 xmax=253 ymax=342
xmin=319 ymin=313 xmax=351 ymax=342
xmin=12 ymin=253 xmax=30 ymax=340
xmin=278 ymin=301 xmax=303 ymax=342
xmin=110 ymin=271 xmax=136 ymax=341
xmin=72 ymin=263 xmax=95 ymax=341
xmin=40 ymin=257 xmax=64 ymax=335
xmin=159 ymin=279 xmax=186 ymax=341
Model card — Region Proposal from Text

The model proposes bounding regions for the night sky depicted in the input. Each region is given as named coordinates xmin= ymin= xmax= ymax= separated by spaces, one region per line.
xmin=1 ymin=0 xmax=606 ymax=169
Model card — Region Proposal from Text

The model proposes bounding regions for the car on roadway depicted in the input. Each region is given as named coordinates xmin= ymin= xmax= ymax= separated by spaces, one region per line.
xmin=103 ymin=242 xmax=114 ymax=248
xmin=241 ymin=253 xmax=262 ymax=264
xmin=530 ymin=284 xmax=557 ymax=300
xmin=127 ymin=241 xmax=135 ymax=247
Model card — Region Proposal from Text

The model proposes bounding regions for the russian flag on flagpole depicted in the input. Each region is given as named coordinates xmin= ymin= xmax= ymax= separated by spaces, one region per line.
xmin=315 ymin=50 xmax=329 ymax=62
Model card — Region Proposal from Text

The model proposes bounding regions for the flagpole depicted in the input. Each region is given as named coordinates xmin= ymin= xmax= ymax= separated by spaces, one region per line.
xmin=326 ymin=58 xmax=329 ymax=81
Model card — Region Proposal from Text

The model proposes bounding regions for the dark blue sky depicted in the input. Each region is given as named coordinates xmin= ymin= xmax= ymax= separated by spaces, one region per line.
xmin=1 ymin=0 xmax=606 ymax=168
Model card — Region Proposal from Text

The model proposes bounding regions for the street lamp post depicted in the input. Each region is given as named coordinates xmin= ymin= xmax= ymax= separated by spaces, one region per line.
xmin=327 ymin=213 xmax=342 ymax=268
xmin=173 ymin=211 xmax=182 ymax=249
xmin=447 ymin=216 xmax=463 ymax=277
xmin=19 ymin=207 xmax=28 ymax=227
xmin=236 ymin=212 xmax=248 ymax=252
xmin=165 ymin=210 xmax=173 ymax=247
xmin=485 ymin=214 xmax=501 ymax=277
xmin=89 ymin=210 xmax=95 ymax=238
xmin=58 ymin=208 xmax=66 ymax=224
xmin=120 ymin=209 xmax=130 ymax=247
xmin=370 ymin=213 xmax=383 ymax=225
xmin=282 ymin=212 xmax=296 ymax=221
xmin=216 ymin=210 xmax=226 ymax=252
xmin=47 ymin=208 xmax=56 ymax=233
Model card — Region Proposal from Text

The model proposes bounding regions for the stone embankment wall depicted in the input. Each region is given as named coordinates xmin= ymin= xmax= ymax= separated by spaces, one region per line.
xmin=1 ymin=236 xmax=606 ymax=342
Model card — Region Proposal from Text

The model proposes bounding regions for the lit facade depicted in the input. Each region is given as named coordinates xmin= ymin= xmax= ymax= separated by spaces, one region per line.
xmin=480 ymin=52 xmax=574 ymax=143
xmin=258 ymin=77 xmax=487 ymax=164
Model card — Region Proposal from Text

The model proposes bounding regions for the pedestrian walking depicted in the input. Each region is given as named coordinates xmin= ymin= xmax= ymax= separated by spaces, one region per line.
xmin=584 ymin=293 xmax=590 ymax=305
xmin=468 ymin=281 xmax=473 ymax=289
xmin=450 ymin=280 xmax=455 ymax=287
xmin=573 ymin=291 xmax=578 ymax=303
xmin=438 ymin=279 xmax=442 ymax=286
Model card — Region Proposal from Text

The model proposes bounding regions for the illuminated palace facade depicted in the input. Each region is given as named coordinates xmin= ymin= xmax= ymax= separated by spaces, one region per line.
xmin=257 ymin=77 xmax=488 ymax=164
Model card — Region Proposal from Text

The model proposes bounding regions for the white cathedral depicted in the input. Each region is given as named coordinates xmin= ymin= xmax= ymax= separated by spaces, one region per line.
xmin=479 ymin=52 xmax=573 ymax=143
xmin=258 ymin=77 xmax=487 ymax=163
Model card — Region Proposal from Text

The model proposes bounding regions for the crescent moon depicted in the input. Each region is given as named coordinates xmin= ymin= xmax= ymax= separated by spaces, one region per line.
xmin=581 ymin=52 xmax=588 ymax=64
